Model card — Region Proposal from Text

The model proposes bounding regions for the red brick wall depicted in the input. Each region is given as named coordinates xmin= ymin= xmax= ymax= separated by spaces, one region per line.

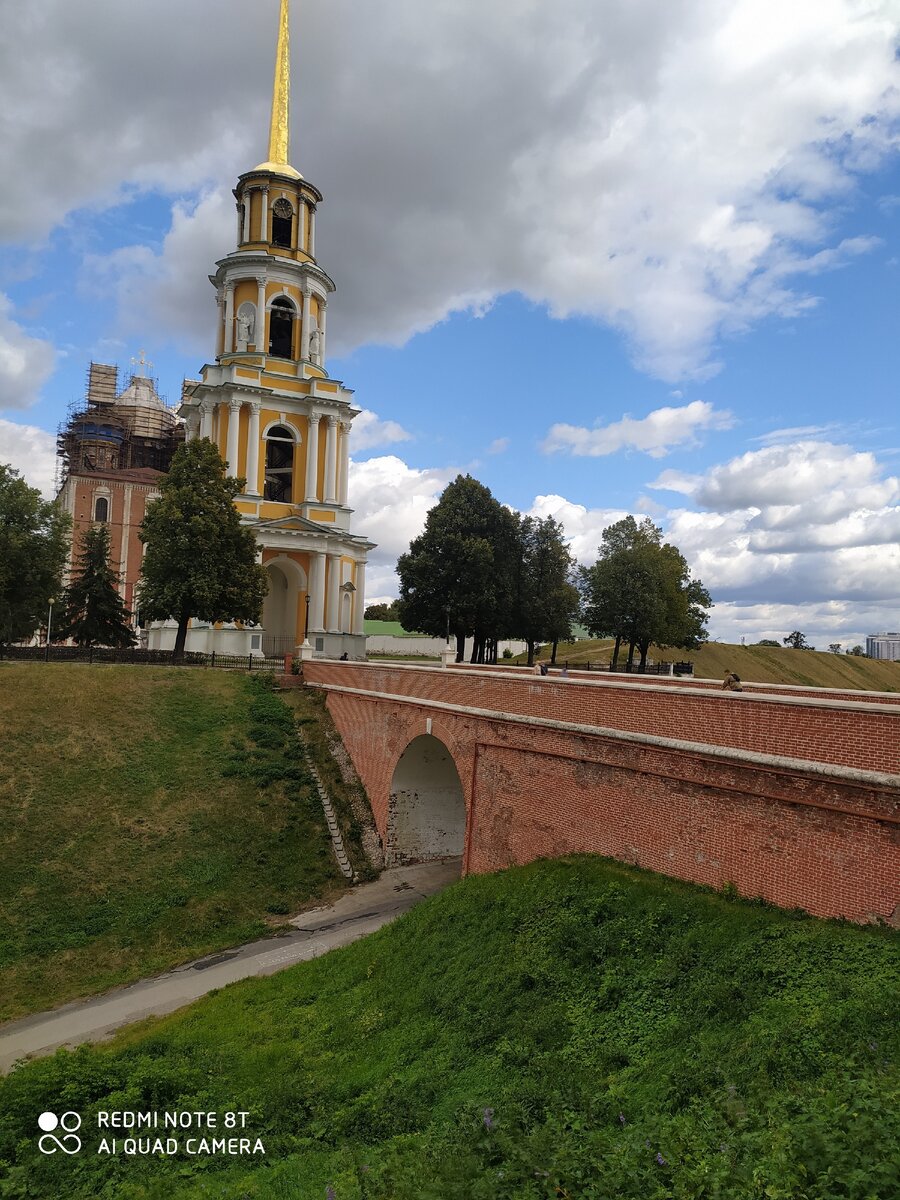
xmin=308 ymin=662 xmax=900 ymax=924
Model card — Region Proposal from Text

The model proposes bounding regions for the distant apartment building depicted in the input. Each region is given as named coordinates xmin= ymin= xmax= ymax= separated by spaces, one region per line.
xmin=865 ymin=632 xmax=900 ymax=661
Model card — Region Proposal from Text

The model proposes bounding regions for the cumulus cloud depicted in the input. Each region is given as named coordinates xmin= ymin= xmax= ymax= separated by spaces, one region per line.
xmin=350 ymin=410 xmax=412 ymax=453
xmin=694 ymin=442 xmax=898 ymax=513
xmin=487 ymin=437 xmax=510 ymax=455
xmin=0 ymin=418 xmax=58 ymax=496
xmin=525 ymin=494 xmax=633 ymax=564
xmin=348 ymin=455 xmax=458 ymax=596
xmin=0 ymin=295 xmax=56 ymax=410
xmin=542 ymin=399 xmax=733 ymax=458
xmin=2 ymin=1 xmax=897 ymax=380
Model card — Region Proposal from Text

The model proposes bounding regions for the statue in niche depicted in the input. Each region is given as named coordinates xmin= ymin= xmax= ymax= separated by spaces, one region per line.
xmin=236 ymin=304 xmax=256 ymax=351
xmin=308 ymin=327 xmax=321 ymax=364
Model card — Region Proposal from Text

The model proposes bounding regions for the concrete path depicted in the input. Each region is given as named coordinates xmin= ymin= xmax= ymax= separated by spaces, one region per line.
xmin=0 ymin=860 xmax=460 ymax=1073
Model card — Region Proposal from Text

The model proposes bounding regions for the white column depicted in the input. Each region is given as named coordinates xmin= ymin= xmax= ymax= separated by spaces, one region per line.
xmin=326 ymin=553 xmax=341 ymax=632
xmin=255 ymin=276 xmax=267 ymax=353
xmin=310 ymin=551 xmax=326 ymax=632
xmin=235 ymin=202 xmax=242 ymax=245
xmin=246 ymin=402 xmax=261 ymax=494
xmin=226 ymin=400 xmax=242 ymax=476
xmin=352 ymin=561 xmax=366 ymax=635
xmin=224 ymin=284 xmax=235 ymax=354
xmin=308 ymin=206 xmax=316 ymax=257
xmin=318 ymin=300 xmax=327 ymax=366
xmin=300 ymin=288 xmax=312 ymax=360
xmin=242 ymin=191 xmax=252 ymax=243
xmin=324 ymin=416 xmax=338 ymax=503
xmin=305 ymin=413 xmax=320 ymax=501
xmin=338 ymin=421 xmax=351 ymax=506
xmin=258 ymin=186 xmax=269 ymax=242
xmin=298 ymin=200 xmax=307 ymax=252
xmin=185 ymin=412 xmax=200 ymax=443
xmin=216 ymin=291 xmax=225 ymax=357
xmin=200 ymin=401 xmax=214 ymax=440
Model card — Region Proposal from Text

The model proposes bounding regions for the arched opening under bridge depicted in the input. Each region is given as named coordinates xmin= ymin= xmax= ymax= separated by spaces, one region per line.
xmin=387 ymin=734 xmax=465 ymax=869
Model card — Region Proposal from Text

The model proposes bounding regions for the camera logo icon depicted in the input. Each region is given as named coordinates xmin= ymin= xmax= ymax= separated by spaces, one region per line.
xmin=37 ymin=1111 xmax=82 ymax=1155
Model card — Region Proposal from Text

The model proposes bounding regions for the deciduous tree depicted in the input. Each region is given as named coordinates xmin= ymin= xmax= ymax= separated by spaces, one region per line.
xmin=579 ymin=516 xmax=710 ymax=670
xmin=783 ymin=631 xmax=812 ymax=650
xmin=57 ymin=523 xmax=136 ymax=648
xmin=0 ymin=464 xmax=69 ymax=647
xmin=397 ymin=475 xmax=519 ymax=663
xmin=516 ymin=516 xmax=580 ymax=666
xmin=138 ymin=440 xmax=268 ymax=661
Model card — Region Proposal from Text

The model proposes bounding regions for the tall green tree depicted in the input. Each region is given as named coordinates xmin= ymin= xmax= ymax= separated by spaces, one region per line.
xmin=516 ymin=516 xmax=580 ymax=666
xmin=56 ymin=524 xmax=136 ymax=648
xmin=138 ymin=440 xmax=268 ymax=661
xmin=579 ymin=516 xmax=710 ymax=669
xmin=0 ymin=464 xmax=69 ymax=647
xmin=397 ymin=475 xmax=519 ymax=663
xmin=783 ymin=631 xmax=812 ymax=650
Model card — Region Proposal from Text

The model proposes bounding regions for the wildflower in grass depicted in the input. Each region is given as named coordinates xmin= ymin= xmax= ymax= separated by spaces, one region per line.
xmin=618 ymin=1113 xmax=626 ymax=1126
xmin=483 ymin=1107 xmax=495 ymax=1130
xmin=325 ymin=1187 xmax=336 ymax=1200
xmin=656 ymin=1152 xmax=667 ymax=1167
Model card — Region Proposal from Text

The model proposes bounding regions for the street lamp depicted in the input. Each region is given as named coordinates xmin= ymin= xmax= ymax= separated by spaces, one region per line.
xmin=445 ymin=604 xmax=450 ymax=645
xmin=303 ymin=592 xmax=311 ymax=642
xmin=45 ymin=597 xmax=55 ymax=662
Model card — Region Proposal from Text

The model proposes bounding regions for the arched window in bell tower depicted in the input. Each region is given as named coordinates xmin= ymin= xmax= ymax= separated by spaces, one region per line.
xmin=268 ymin=297 xmax=295 ymax=358
xmin=264 ymin=425 xmax=295 ymax=502
xmin=272 ymin=198 xmax=293 ymax=249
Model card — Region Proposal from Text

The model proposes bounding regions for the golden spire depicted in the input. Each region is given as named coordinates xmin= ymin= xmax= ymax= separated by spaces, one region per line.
xmin=254 ymin=0 xmax=302 ymax=179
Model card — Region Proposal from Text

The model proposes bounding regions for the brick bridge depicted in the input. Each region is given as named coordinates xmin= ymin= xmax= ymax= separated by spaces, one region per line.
xmin=303 ymin=661 xmax=900 ymax=924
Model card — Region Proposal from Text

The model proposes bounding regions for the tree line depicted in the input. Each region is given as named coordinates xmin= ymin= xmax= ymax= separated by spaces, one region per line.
xmin=397 ymin=474 xmax=712 ymax=666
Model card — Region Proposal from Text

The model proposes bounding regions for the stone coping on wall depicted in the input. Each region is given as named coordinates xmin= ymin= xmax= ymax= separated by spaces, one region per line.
xmin=310 ymin=680 xmax=900 ymax=800
xmin=326 ymin=658 xmax=900 ymax=716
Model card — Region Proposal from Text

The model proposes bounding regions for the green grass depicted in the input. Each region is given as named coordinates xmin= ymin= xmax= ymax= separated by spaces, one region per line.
xmin=1 ymin=857 xmax=896 ymax=1199
xmin=0 ymin=665 xmax=351 ymax=1021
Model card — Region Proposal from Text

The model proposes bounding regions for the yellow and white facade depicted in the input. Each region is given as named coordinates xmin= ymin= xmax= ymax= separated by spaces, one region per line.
xmin=179 ymin=0 xmax=373 ymax=658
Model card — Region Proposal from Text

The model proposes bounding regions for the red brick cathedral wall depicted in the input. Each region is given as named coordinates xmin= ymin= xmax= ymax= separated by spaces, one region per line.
xmin=307 ymin=663 xmax=900 ymax=925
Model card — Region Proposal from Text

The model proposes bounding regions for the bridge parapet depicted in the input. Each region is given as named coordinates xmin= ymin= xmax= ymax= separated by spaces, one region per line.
xmin=306 ymin=660 xmax=900 ymax=776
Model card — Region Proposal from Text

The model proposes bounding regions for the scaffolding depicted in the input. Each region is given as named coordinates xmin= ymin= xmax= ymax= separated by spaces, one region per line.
xmin=57 ymin=362 xmax=185 ymax=488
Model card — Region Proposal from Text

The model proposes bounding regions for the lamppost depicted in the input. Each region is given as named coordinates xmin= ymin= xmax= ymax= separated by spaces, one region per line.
xmin=445 ymin=604 xmax=450 ymax=645
xmin=45 ymin=597 xmax=55 ymax=662
xmin=303 ymin=593 xmax=311 ymax=643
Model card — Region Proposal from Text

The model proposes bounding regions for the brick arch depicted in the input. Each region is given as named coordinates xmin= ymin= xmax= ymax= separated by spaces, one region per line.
xmin=386 ymin=730 xmax=466 ymax=867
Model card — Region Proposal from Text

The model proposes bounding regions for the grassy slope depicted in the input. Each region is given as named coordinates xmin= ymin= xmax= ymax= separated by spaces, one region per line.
xmin=1 ymin=857 xmax=897 ymax=1199
xmin=520 ymin=638 xmax=900 ymax=690
xmin=0 ymin=664 xmax=351 ymax=1022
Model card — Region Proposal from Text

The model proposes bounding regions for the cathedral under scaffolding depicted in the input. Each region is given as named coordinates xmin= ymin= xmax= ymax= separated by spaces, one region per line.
xmin=56 ymin=361 xmax=183 ymax=486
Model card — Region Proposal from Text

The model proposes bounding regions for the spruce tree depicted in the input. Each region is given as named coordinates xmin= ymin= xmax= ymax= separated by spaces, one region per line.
xmin=58 ymin=523 xmax=137 ymax=648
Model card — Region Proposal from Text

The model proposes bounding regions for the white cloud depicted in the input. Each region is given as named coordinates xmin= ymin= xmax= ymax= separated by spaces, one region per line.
xmin=350 ymin=410 xmax=412 ymax=453
xmin=695 ymin=441 xmax=897 ymax=513
xmin=525 ymin=494 xmax=633 ymax=564
xmin=487 ymin=437 xmax=510 ymax=455
xmin=542 ymin=400 xmax=733 ymax=458
xmin=0 ymin=295 xmax=56 ymax=410
xmin=348 ymin=455 xmax=458 ymax=595
xmin=0 ymin=418 xmax=58 ymax=496
xmin=1 ymin=0 xmax=896 ymax=380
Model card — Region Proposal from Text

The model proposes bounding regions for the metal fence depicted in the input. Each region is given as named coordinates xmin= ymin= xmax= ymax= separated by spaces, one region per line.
xmin=0 ymin=645 xmax=285 ymax=672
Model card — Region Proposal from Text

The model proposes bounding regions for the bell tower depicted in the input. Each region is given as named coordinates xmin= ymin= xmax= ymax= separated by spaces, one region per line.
xmin=179 ymin=0 xmax=373 ymax=660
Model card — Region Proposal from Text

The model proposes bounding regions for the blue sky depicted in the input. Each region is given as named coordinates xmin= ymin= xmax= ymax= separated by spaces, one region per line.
xmin=1 ymin=0 xmax=898 ymax=648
